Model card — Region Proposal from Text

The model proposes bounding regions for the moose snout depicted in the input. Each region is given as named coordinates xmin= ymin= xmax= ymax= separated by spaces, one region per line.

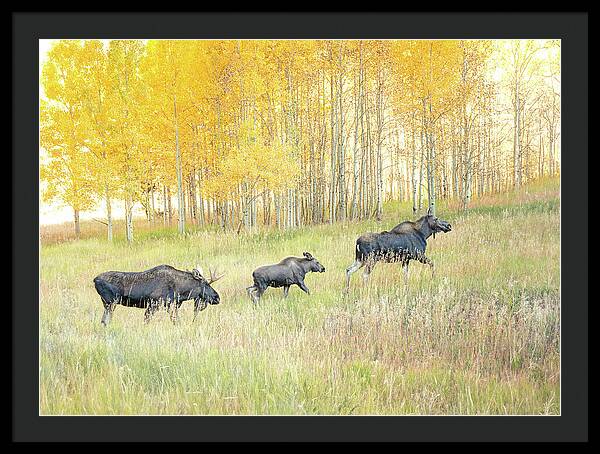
xmin=439 ymin=221 xmax=452 ymax=232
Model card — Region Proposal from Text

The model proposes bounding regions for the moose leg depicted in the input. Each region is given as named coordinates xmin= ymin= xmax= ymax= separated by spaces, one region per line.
xmin=417 ymin=255 xmax=435 ymax=278
xmin=144 ymin=301 xmax=159 ymax=324
xmin=283 ymin=285 xmax=290 ymax=298
xmin=170 ymin=302 xmax=182 ymax=324
xmin=345 ymin=260 xmax=364 ymax=290
xmin=252 ymin=287 xmax=265 ymax=304
xmin=101 ymin=307 xmax=111 ymax=326
xmin=101 ymin=300 xmax=116 ymax=326
xmin=246 ymin=285 xmax=257 ymax=301
xmin=297 ymin=281 xmax=310 ymax=295
xmin=362 ymin=261 xmax=375 ymax=284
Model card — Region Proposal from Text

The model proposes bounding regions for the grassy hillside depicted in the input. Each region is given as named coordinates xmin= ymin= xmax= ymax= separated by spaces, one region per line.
xmin=39 ymin=177 xmax=560 ymax=415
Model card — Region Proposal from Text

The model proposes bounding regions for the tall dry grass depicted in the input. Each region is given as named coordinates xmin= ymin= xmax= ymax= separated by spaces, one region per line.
xmin=39 ymin=178 xmax=560 ymax=415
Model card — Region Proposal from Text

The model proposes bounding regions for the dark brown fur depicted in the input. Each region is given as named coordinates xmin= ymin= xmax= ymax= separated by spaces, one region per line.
xmin=246 ymin=252 xmax=325 ymax=303
xmin=345 ymin=211 xmax=452 ymax=290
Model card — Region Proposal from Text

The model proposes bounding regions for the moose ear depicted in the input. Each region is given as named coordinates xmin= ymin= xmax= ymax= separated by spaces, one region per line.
xmin=427 ymin=205 xmax=433 ymax=216
xmin=303 ymin=252 xmax=314 ymax=260
xmin=192 ymin=269 xmax=202 ymax=280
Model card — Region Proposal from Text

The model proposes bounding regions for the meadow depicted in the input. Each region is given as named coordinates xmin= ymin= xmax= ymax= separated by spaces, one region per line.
xmin=39 ymin=177 xmax=560 ymax=415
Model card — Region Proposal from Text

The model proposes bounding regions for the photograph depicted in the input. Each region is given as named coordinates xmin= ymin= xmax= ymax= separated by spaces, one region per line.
xmin=38 ymin=37 xmax=561 ymax=416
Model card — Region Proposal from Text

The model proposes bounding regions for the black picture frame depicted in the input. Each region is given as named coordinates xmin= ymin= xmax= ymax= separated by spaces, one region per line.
xmin=13 ymin=11 xmax=587 ymax=442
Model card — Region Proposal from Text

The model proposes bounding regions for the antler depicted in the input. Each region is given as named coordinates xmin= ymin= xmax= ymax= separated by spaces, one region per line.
xmin=207 ymin=267 xmax=225 ymax=285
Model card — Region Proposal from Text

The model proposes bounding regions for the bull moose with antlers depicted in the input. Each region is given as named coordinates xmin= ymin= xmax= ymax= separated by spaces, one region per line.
xmin=93 ymin=264 xmax=224 ymax=325
xmin=345 ymin=207 xmax=452 ymax=290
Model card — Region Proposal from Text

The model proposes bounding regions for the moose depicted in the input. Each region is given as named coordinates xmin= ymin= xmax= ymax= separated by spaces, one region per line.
xmin=345 ymin=207 xmax=452 ymax=289
xmin=93 ymin=264 xmax=224 ymax=325
xmin=246 ymin=252 xmax=326 ymax=304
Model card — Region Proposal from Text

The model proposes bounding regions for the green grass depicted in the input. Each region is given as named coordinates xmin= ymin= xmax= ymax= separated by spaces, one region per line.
xmin=40 ymin=177 xmax=560 ymax=415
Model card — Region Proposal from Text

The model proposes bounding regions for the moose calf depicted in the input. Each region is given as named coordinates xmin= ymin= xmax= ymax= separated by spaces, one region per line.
xmin=246 ymin=252 xmax=326 ymax=304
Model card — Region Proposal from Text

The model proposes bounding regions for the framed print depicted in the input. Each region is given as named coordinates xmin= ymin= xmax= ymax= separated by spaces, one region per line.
xmin=13 ymin=11 xmax=587 ymax=442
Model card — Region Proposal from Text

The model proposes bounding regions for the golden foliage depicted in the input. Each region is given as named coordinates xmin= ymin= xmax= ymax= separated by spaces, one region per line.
xmin=40 ymin=39 xmax=560 ymax=225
